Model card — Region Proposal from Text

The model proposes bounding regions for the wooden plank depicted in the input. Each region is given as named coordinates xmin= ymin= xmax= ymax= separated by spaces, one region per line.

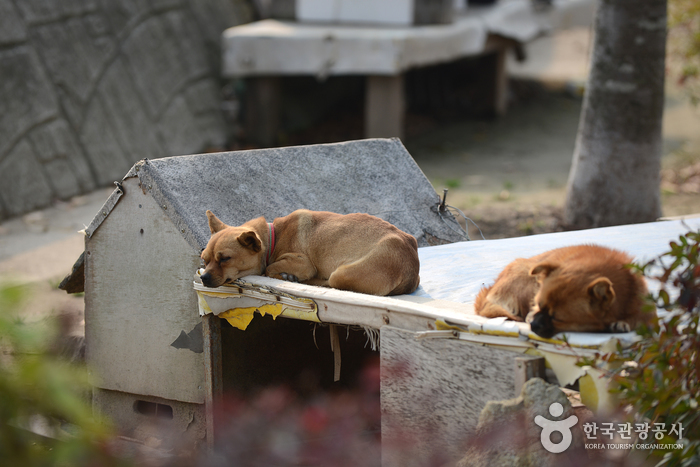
xmin=380 ymin=326 xmax=518 ymax=467
xmin=202 ymin=314 xmax=223 ymax=451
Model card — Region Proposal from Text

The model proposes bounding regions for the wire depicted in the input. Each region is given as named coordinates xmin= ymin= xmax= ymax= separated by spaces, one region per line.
xmin=449 ymin=204 xmax=485 ymax=240
xmin=437 ymin=204 xmax=485 ymax=241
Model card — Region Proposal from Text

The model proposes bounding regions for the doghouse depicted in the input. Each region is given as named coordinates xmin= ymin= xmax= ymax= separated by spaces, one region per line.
xmin=60 ymin=138 xmax=465 ymax=449
xmin=62 ymin=138 xmax=699 ymax=465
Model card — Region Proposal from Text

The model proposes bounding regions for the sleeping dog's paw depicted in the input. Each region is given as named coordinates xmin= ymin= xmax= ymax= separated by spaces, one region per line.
xmin=279 ymin=273 xmax=299 ymax=282
xmin=608 ymin=321 xmax=632 ymax=333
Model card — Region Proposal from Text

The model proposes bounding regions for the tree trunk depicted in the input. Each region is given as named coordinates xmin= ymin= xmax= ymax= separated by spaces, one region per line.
xmin=564 ymin=0 xmax=667 ymax=229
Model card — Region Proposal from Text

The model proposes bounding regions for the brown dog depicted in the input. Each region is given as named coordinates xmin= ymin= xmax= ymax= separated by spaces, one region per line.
xmin=200 ymin=209 xmax=420 ymax=296
xmin=474 ymin=245 xmax=654 ymax=338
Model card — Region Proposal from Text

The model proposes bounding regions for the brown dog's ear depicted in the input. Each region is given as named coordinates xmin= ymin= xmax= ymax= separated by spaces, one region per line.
xmin=530 ymin=263 xmax=558 ymax=280
xmin=206 ymin=210 xmax=228 ymax=234
xmin=588 ymin=277 xmax=615 ymax=308
xmin=237 ymin=231 xmax=262 ymax=252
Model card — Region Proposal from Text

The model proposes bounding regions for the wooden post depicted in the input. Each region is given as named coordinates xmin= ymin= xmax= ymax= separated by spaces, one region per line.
xmin=365 ymin=75 xmax=405 ymax=139
xmin=202 ymin=314 xmax=223 ymax=452
xmin=491 ymin=46 xmax=509 ymax=117
xmin=513 ymin=356 xmax=546 ymax=396
xmin=482 ymin=35 xmax=512 ymax=117
xmin=245 ymin=76 xmax=281 ymax=147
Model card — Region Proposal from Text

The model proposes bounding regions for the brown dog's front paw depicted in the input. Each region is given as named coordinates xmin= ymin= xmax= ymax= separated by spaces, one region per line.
xmin=279 ymin=273 xmax=299 ymax=283
xmin=609 ymin=321 xmax=632 ymax=333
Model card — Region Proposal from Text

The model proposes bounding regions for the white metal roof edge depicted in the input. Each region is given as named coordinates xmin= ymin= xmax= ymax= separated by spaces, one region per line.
xmin=193 ymin=271 xmax=640 ymax=352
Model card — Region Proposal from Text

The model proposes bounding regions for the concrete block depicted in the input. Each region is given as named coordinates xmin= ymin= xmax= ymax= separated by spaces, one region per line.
xmin=38 ymin=120 xmax=96 ymax=193
xmin=33 ymin=15 xmax=115 ymax=103
xmin=0 ymin=140 xmax=53 ymax=217
xmin=97 ymin=0 xmax=151 ymax=34
xmin=0 ymin=46 xmax=59 ymax=160
xmin=159 ymin=94 xmax=214 ymax=156
xmin=163 ymin=10 xmax=210 ymax=79
xmin=0 ymin=1 xmax=27 ymax=44
xmin=55 ymin=87 xmax=84 ymax=132
xmin=0 ymin=0 xmax=251 ymax=219
xmin=42 ymin=159 xmax=82 ymax=200
xmin=80 ymin=97 xmax=135 ymax=185
xmin=122 ymin=15 xmax=189 ymax=118
xmin=30 ymin=120 xmax=94 ymax=199
xmin=14 ymin=0 xmax=65 ymax=24
xmin=97 ymin=58 xmax=165 ymax=160
xmin=30 ymin=120 xmax=71 ymax=163
xmin=84 ymin=12 xmax=110 ymax=37
xmin=150 ymin=0 xmax=185 ymax=10
xmin=59 ymin=0 xmax=98 ymax=18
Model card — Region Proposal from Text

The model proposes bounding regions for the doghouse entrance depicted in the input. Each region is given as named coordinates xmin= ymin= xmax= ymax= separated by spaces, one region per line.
xmin=216 ymin=314 xmax=381 ymax=465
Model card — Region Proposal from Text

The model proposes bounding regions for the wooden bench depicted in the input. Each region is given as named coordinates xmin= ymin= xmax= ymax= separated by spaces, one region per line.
xmin=222 ymin=1 xmax=549 ymax=145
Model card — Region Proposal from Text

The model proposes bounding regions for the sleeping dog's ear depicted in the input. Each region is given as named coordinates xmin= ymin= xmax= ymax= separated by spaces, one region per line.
xmin=206 ymin=210 xmax=228 ymax=234
xmin=588 ymin=277 xmax=615 ymax=310
xmin=237 ymin=231 xmax=262 ymax=252
xmin=530 ymin=262 xmax=559 ymax=281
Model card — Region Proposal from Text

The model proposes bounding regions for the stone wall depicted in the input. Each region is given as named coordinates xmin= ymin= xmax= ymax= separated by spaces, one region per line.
xmin=0 ymin=0 xmax=252 ymax=220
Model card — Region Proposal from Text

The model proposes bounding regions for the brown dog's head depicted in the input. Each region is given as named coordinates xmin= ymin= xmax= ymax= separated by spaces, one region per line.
xmin=525 ymin=262 xmax=617 ymax=338
xmin=199 ymin=211 xmax=264 ymax=288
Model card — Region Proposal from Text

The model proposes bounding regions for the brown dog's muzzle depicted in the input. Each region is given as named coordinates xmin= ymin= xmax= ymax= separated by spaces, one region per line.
xmin=529 ymin=312 xmax=556 ymax=338
xmin=200 ymin=272 xmax=217 ymax=288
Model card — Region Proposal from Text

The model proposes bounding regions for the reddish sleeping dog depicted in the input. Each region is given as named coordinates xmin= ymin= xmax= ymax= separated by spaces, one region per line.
xmin=475 ymin=245 xmax=655 ymax=338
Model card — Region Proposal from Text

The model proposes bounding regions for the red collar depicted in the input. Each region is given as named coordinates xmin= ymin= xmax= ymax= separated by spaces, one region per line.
xmin=266 ymin=222 xmax=275 ymax=266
